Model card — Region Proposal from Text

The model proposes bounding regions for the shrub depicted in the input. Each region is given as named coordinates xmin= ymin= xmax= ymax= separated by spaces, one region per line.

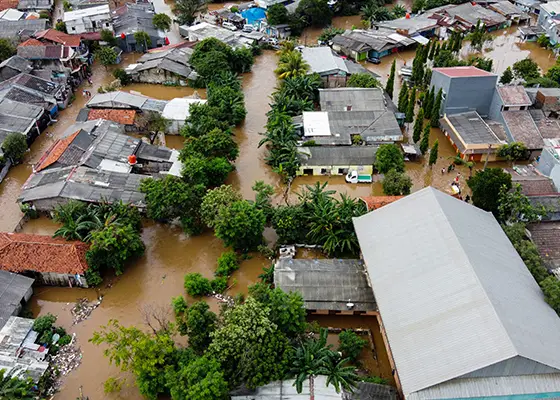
xmin=113 ymin=68 xmax=131 ymax=85
xmin=382 ymin=169 xmax=412 ymax=196
xmin=211 ymin=276 xmax=228 ymax=293
xmin=1 ymin=132 xmax=27 ymax=163
xmin=33 ymin=313 xmax=57 ymax=334
xmin=338 ymin=330 xmax=368 ymax=362
xmin=215 ymin=251 xmax=239 ymax=277
xmin=184 ymin=273 xmax=212 ymax=297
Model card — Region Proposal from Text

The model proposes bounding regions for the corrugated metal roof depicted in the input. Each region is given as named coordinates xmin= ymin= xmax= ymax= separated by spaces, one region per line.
xmin=297 ymin=146 xmax=377 ymax=166
xmin=0 ymin=271 xmax=33 ymax=329
xmin=353 ymin=187 xmax=560 ymax=397
xmin=301 ymin=46 xmax=349 ymax=75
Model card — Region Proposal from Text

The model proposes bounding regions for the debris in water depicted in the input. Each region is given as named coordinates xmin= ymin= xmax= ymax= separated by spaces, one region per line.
xmin=71 ymin=297 xmax=103 ymax=325
xmin=46 ymin=334 xmax=83 ymax=396
xmin=212 ymin=293 xmax=234 ymax=307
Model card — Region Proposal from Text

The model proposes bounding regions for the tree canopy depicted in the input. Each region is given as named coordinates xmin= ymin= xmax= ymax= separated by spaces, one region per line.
xmin=214 ymin=200 xmax=266 ymax=251
xmin=467 ymin=168 xmax=512 ymax=216
xmin=267 ymin=3 xmax=289 ymax=25
xmin=1 ymin=132 xmax=27 ymax=163
xmin=346 ymin=73 xmax=380 ymax=88
xmin=382 ymin=169 xmax=412 ymax=195
xmin=0 ymin=39 xmax=16 ymax=63
xmin=153 ymin=13 xmax=172 ymax=31
xmin=95 ymin=46 xmax=117 ymax=68
xmin=375 ymin=144 xmax=404 ymax=173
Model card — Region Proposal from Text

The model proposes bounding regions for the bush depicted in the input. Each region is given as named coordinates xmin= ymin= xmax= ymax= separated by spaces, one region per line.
xmin=1 ymin=132 xmax=27 ymax=163
xmin=184 ymin=273 xmax=212 ymax=297
xmin=113 ymin=68 xmax=131 ymax=85
xmin=376 ymin=144 xmax=404 ymax=174
xmin=58 ymin=334 xmax=72 ymax=346
xmin=382 ymin=169 xmax=412 ymax=195
xmin=55 ymin=21 xmax=67 ymax=33
xmin=338 ymin=330 xmax=368 ymax=362
xmin=215 ymin=251 xmax=239 ymax=277
xmin=33 ymin=313 xmax=57 ymax=334
xmin=211 ymin=276 xmax=228 ymax=293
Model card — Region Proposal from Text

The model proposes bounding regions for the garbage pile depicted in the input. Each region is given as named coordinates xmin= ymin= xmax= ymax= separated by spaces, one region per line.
xmin=45 ymin=334 xmax=83 ymax=396
xmin=212 ymin=293 xmax=234 ymax=307
xmin=71 ymin=297 xmax=103 ymax=325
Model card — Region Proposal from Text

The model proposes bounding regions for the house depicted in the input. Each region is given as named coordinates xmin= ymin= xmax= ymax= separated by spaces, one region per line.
xmin=513 ymin=0 xmax=542 ymax=15
xmin=488 ymin=0 xmax=530 ymax=23
xmin=0 ymin=19 xmax=48 ymax=39
xmin=430 ymin=66 xmax=499 ymax=117
xmin=0 ymin=232 xmax=90 ymax=287
xmin=77 ymin=108 xmax=137 ymax=131
xmin=332 ymin=29 xmax=416 ymax=61
xmin=0 ymin=73 xmax=67 ymax=114
xmin=179 ymin=21 xmax=261 ymax=49
xmin=0 ymin=97 xmax=47 ymax=146
xmin=528 ymin=221 xmax=560 ymax=271
xmin=161 ymin=97 xmax=207 ymax=134
xmin=0 ymin=8 xmax=24 ymax=20
xmin=63 ymin=5 xmax=112 ymax=34
xmin=536 ymin=141 xmax=560 ymax=189
xmin=375 ymin=14 xmax=440 ymax=39
xmin=86 ymin=91 xmax=168 ymax=114
xmin=67 ymin=0 xmax=108 ymax=10
xmin=533 ymin=88 xmax=560 ymax=116
xmin=260 ymin=23 xmax=291 ymax=39
xmin=518 ymin=24 xmax=546 ymax=41
xmin=112 ymin=3 xmax=165 ymax=52
xmin=360 ymin=195 xmax=404 ymax=211
xmin=125 ymin=48 xmax=198 ymax=85
xmin=230 ymin=376 xmax=398 ymax=400
xmin=440 ymin=2 xmax=509 ymax=30
xmin=299 ymin=46 xmax=380 ymax=88
xmin=353 ymin=186 xmax=560 ymax=399
xmin=538 ymin=1 xmax=560 ymax=45
xmin=274 ymin=259 xmax=376 ymax=313
xmin=296 ymin=146 xmax=376 ymax=176
xmin=0 ymin=270 xmax=33 ymax=329
xmin=439 ymin=111 xmax=505 ymax=161
xmin=501 ymin=110 xmax=545 ymax=156
xmin=0 ymin=56 xmax=33 ymax=82
xmin=0 ymin=316 xmax=49 ymax=382
xmin=17 ymin=0 xmax=53 ymax=12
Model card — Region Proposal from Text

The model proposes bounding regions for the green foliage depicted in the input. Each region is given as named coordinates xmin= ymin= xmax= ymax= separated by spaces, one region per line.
xmin=361 ymin=3 xmax=395 ymax=26
xmin=465 ymin=21 xmax=493 ymax=51
xmin=318 ymin=26 xmax=344 ymax=42
xmin=382 ymin=169 xmax=412 ymax=195
xmin=215 ymin=251 xmax=239 ymax=277
xmin=153 ymin=13 xmax=172 ymax=31
xmin=467 ymin=168 xmax=512 ymax=216
xmin=200 ymin=185 xmax=242 ymax=229
xmin=272 ymin=204 xmax=306 ymax=243
xmin=252 ymin=180 xmax=275 ymax=221
xmin=413 ymin=107 xmax=424 ymax=143
xmin=214 ymin=200 xmax=266 ymax=251
xmin=208 ymin=297 xmax=292 ymax=389
xmin=361 ymin=375 xmax=388 ymax=384
xmin=424 ymin=86 xmax=434 ymax=119
xmin=295 ymin=0 xmax=332 ymax=27
xmin=134 ymin=31 xmax=152 ymax=50
xmin=63 ymin=0 xmax=71 ymax=10
xmin=174 ymin=0 xmax=208 ymax=25
xmin=140 ymin=176 xmax=206 ymax=234
xmin=428 ymin=139 xmax=438 ymax=166
xmin=95 ymin=46 xmax=117 ymax=68
xmin=0 ymin=369 xmax=35 ymax=399
xmin=184 ymin=273 xmax=212 ymax=297
xmin=498 ymin=184 xmax=546 ymax=224
xmin=1 ymin=132 xmax=27 ymax=163
xmin=182 ymin=128 xmax=239 ymax=161
xmin=376 ymin=143 xmax=404 ymax=173
xmin=184 ymin=301 xmax=217 ymax=354
xmin=33 ymin=313 xmax=57 ymax=334
xmin=258 ymin=264 xmax=275 ymax=284
xmin=191 ymin=39 xmax=253 ymax=84
xmin=249 ymin=283 xmax=306 ymax=337
xmin=166 ymin=356 xmax=228 ymax=400
xmin=55 ymin=21 xmax=67 ymax=33
xmin=392 ymin=4 xmax=407 ymax=17
xmin=385 ymin=59 xmax=396 ymax=99
xmin=411 ymin=47 xmax=424 ymax=86
xmin=513 ymin=58 xmax=540 ymax=81
xmin=430 ymin=88 xmax=442 ymax=127
xmin=419 ymin=124 xmax=430 ymax=155
xmin=113 ymin=68 xmax=131 ymax=85
xmin=497 ymin=142 xmax=528 ymax=162
xmin=275 ymin=50 xmax=310 ymax=78
xmin=181 ymin=103 xmax=231 ymax=138
xmin=338 ymin=330 xmax=367 ymax=362
xmin=397 ymin=81 xmax=408 ymax=113
xmin=172 ymin=295 xmax=188 ymax=316
xmin=0 ymin=39 xmax=16 ymax=63
xmin=524 ymin=76 xmax=560 ymax=88
xmin=347 ymin=73 xmax=380 ymax=88
xmin=268 ymin=3 xmax=289 ymax=25
xmin=100 ymin=29 xmax=117 ymax=46
xmin=537 ymin=33 xmax=550 ymax=48
xmin=500 ymin=66 xmax=514 ymax=85
xmin=468 ymin=55 xmax=493 ymax=72
xmin=412 ymin=0 xmax=425 ymax=12
xmin=207 ymin=82 xmax=247 ymax=125
xmin=540 ymin=276 xmax=560 ymax=314
xmin=104 ymin=377 xmax=124 ymax=394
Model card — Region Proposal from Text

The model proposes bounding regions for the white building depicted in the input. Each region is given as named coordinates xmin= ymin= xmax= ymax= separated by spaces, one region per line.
xmin=538 ymin=1 xmax=560 ymax=45
xmin=162 ymin=97 xmax=207 ymax=134
xmin=63 ymin=4 xmax=112 ymax=34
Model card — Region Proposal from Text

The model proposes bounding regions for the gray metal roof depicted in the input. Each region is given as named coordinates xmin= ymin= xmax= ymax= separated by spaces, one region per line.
xmin=274 ymin=258 xmax=376 ymax=312
xmin=502 ymin=110 xmax=545 ymax=150
xmin=441 ymin=111 xmax=502 ymax=152
xmin=0 ymin=20 xmax=47 ymax=39
xmin=353 ymin=187 xmax=560 ymax=398
xmin=0 ymin=56 xmax=33 ymax=76
xmin=375 ymin=14 xmax=439 ymax=34
xmin=87 ymin=91 xmax=149 ymax=109
xmin=444 ymin=2 xmax=507 ymax=26
xmin=300 ymin=46 xmax=349 ymax=76
xmin=319 ymin=88 xmax=386 ymax=112
xmin=297 ymin=146 xmax=377 ymax=167
xmin=0 ymin=98 xmax=43 ymax=120
xmin=0 ymin=271 xmax=33 ymax=330
xmin=0 ymin=114 xmax=35 ymax=135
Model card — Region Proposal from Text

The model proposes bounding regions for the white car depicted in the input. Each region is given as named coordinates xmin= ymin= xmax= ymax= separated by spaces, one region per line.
xmin=222 ymin=21 xmax=237 ymax=31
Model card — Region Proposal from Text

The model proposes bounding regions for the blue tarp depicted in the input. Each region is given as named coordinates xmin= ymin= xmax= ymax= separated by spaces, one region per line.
xmin=241 ymin=7 xmax=266 ymax=25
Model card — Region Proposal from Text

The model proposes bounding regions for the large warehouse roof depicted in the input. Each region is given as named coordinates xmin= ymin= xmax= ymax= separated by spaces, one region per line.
xmin=353 ymin=187 xmax=560 ymax=399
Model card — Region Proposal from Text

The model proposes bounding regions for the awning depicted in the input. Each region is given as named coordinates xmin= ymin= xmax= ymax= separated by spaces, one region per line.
xmin=411 ymin=34 xmax=429 ymax=45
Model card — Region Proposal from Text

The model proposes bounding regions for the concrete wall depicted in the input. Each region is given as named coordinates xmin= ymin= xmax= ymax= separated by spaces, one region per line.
xmin=297 ymin=164 xmax=374 ymax=176
xmin=38 ymin=272 xmax=88 ymax=288
xmin=430 ymin=71 xmax=452 ymax=118
xmin=66 ymin=13 xmax=112 ymax=34
xmin=537 ymin=148 xmax=560 ymax=189
xmin=135 ymin=69 xmax=188 ymax=85
xmin=448 ymin=76 xmax=498 ymax=116
xmin=488 ymin=88 xmax=505 ymax=122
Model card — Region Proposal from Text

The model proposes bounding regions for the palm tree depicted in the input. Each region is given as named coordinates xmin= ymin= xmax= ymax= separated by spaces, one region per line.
xmin=290 ymin=329 xmax=333 ymax=393
xmin=277 ymin=40 xmax=296 ymax=58
xmin=280 ymin=75 xmax=321 ymax=103
xmin=392 ymin=4 xmax=407 ymax=18
xmin=317 ymin=352 xmax=360 ymax=394
xmin=299 ymin=181 xmax=336 ymax=206
xmin=275 ymin=51 xmax=310 ymax=79
xmin=0 ymin=370 xmax=35 ymax=399
xmin=361 ymin=2 xmax=377 ymax=26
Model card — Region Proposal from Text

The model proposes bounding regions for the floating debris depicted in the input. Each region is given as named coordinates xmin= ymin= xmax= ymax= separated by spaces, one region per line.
xmin=212 ymin=293 xmax=234 ymax=307
xmin=71 ymin=297 xmax=103 ymax=325
xmin=45 ymin=334 xmax=83 ymax=396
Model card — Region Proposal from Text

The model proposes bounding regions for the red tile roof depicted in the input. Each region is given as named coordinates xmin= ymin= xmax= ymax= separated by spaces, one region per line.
xmin=35 ymin=130 xmax=81 ymax=172
xmin=0 ymin=0 xmax=18 ymax=11
xmin=433 ymin=66 xmax=494 ymax=78
xmin=0 ymin=233 xmax=90 ymax=275
xmin=87 ymin=109 xmax=137 ymax=125
xmin=360 ymin=196 xmax=405 ymax=211
xmin=35 ymin=29 xmax=82 ymax=47
xmin=19 ymin=38 xmax=45 ymax=47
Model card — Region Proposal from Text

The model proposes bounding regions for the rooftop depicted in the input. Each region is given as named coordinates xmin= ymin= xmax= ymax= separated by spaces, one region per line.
xmin=0 ymin=271 xmax=33 ymax=329
xmin=297 ymin=146 xmax=376 ymax=167
xmin=444 ymin=2 xmax=507 ymax=26
xmin=63 ymin=4 xmax=110 ymax=21
xmin=502 ymin=110 xmax=544 ymax=150
xmin=510 ymin=175 xmax=557 ymax=196
xmin=433 ymin=66 xmax=496 ymax=78
xmin=87 ymin=109 xmax=137 ymax=125
xmin=0 ymin=232 xmax=89 ymax=275
xmin=0 ymin=56 xmax=33 ymax=75
xmin=360 ymin=196 xmax=404 ymax=211
xmin=300 ymin=46 xmax=348 ymax=75
xmin=87 ymin=91 xmax=168 ymax=112
xmin=34 ymin=29 xmax=82 ymax=47
xmin=497 ymin=85 xmax=532 ymax=106
xmin=541 ymin=1 xmax=560 ymax=15
xmin=0 ymin=19 xmax=47 ymax=39
xmin=161 ymin=97 xmax=206 ymax=121
xmin=353 ymin=187 xmax=560 ymax=399
xmin=274 ymin=258 xmax=376 ymax=312
xmin=440 ymin=111 xmax=502 ymax=153
xmin=528 ymin=222 xmax=560 ymax=268
xmin=490 ymin=0 xmax=526 ymax=16
xmin=375 ymin=14 xmax=439 ymax=35
xmin=319 ymin=87 xmax=386 ymax=112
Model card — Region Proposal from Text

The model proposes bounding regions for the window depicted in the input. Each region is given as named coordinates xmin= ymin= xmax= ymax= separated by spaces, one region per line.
xmin=303 ymin=168 xmax=313 ymax=175
xmin=71 ymin=26 xmax=76 ymax=31
xmin=504 ymin=106 xmax=509 ymax=111
xmin=105 ymin=23 xmax=110 ymax=27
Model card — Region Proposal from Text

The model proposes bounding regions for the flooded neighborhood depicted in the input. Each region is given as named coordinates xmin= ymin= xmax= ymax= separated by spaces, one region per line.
xmin=1 ymin=0 xmax=560 ymax=398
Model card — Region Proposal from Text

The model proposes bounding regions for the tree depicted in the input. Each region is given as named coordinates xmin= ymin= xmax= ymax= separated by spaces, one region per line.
xmin=502 ymin=222 xmax=549 ymax=283
xmin=295 ymin=0 xmax=333 ymax=27
xmin=153 ymin=13 xmax=172 ymax=31
xmin=318 ymin=26 xmax=344 ymax=42
xmin=467 ymin=168 xmax=512 ymax=216
xmin=392 ymin=4 xmax=407 ymax=18
xmin=317 ymin=352 xmax=359 ymax=394
xmin=385 ymin=59 xmax=396 ymax=99
xmin=174 ymin=0 xmax=207 ymax=25
xmin=338 ymin=330 xmax=367 ymax=362
xmin=546 ymin=64 xmax=560 ymax=84
xmin=0 ymin=370 xmax=34 ymax=399
xmin=275 ymin=50 xmax=310 ymax=78
xmin=513 ymin=58 xmax=540 ymax=81
xmin=207 ymin=82 xmax=247 ymax=125
xmin=537 ymin=33 xmax=550 ymax=48
xmin=376 ymin=143 xmax=404 ymax=173
xmin=100 ymin=29 xmax=117 ymax=46
xmin=182 ymin=129 xmax=239 ymax=161
xmin=1 ymin=132 xmax=27 ymax=163
xmin=500 ymin=66 xmax=514 ymax=85
xmin=468 ymin=55 xmax=493 ymax=72
xmin=95 ymin=46 xmax=117 ymax=69
xmin=412 ymin=107 xmax=424 ymax=143
xmin=183 ymin=301 xmax=217 ymax=353
xmin=0 ymin=39 xmax=16 ymax=63
xmin=55 ymin=21 xmax=67 ymax=33
xmin=412 ymin=0 xmax=425 ymax=13
xmin=113 ymin=68 xmax=131 ymax=85
xmin=134 ymin=31 xmax=152 ymax=51
xmin=428 ymin=139 xmax=438 ymax=166
xmin=382 ymin=169 xmax=412 ymax=195
xmin=232 ymin=47 xmax=255 ymax=73
xmin=291 ymin=328 xmax=334 ymax=393
xmin=346 ymin=73 xmax=380 ymax=88
xmin=428 ymin=39 xmax=437 ymax=60
xmin=525 ymin=76 xmax=560 ymax=88
xmin=208 ymin=297 xmax=291 ymax=388
xmin=267 ymin=3 xmax=289 ymax=25
xmin=272 ymin=204 xmax=307 ymax=243
xmin=466 ymin=21 xmax=493 ymax=51
xmin=166 ymin=356 xmax=228 ymax=400
xmin=398 ymin=81 xmax=408 ymax=113
xmin=498 ymin=183 xmax=546 ymax=224
xmin=430 ymin=88 xmax=442 ymax=127
xmin=215 ymin=251 xmax=239 ymax=277
xmin=214 ymin=200 xmax=266 ymax=251
xmin=405 ymin=87 xmax=416 ymax=123
xmin=200 ymin=185 xmax=242 ymax=229
xmin=411 ymin=47 xmax=424 ymax=85
xmin=424 ymin=86 xmax=434 ymax=118
xmin=184 ymin=273 xmax=212 ymax=297
xmin=540 ymin=276 xmax=560 ymax=314
xmin=497 ymin=142 xmax=528 ymax=163
xmin=419 ymin=124 xmax=430 ymax=155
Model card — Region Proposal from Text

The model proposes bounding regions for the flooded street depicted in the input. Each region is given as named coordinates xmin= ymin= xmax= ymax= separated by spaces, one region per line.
xmin=0 ymin=22 xmax=553 ymax=398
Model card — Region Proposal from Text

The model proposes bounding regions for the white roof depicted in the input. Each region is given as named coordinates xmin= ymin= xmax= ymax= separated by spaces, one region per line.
xmin=353 ymin=187 xmax=560 ymax=398
xmin=541 ymin=1 xmax=560 ymax=15
xmin=302 ymin=111 xmax=331 ymax=137
xmin=0 ymin=8 xmax=24 ymax=21
xmin=162 ymin=149 xmax=182 ymax=177
xmin=161 ymin=97 xmax=207 ymax=121
xmin=410 ymin=33 xmax=429 ymax=45
xmin=63 ymin=4 xmax=110 ymax=21
xmin=98 ymin=159 xmax=132 ymax=173
xmin=300 ymin=47 xmax=349 ymax=75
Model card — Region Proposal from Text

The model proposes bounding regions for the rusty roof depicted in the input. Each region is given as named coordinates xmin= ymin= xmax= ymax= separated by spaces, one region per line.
xmin=0 ymin=0 xmax=18 ymax=11
xmin=19 ymin=38 xmax=44 ymax=47
xmin=497 ymin=85 xmax=532 ymax=107
xmin=35 ymin=29 xmax=81 ymax=47
xmin=360 ymin=196 xmax=405 ymax=211
xmin=501 ymin=110 xmax=544 ymax=150
xmin=87 ymin=109 xmax=136 ymax=125
xmin=0 ymin=232 xmax=90 ymax=275
xmin=35 ymin=130 xmax=81 ymax=172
